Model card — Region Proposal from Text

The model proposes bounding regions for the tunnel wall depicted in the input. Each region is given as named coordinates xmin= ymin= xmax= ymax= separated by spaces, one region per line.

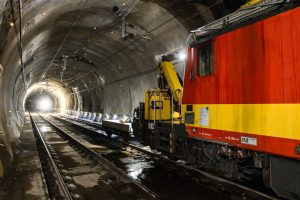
xmin=100 ymin=61 xmax=185 ymax=115
xmin=0 ymin=0 xmax=223 ymax=178
xmin=101 ymin=71 xmax=157 ymax=115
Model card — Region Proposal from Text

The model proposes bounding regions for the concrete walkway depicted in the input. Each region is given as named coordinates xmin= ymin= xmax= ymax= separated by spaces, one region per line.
xmin=8 ymin=114 xmax=48 ymax=200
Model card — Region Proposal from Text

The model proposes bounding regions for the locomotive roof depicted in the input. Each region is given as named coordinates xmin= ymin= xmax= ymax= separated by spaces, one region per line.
xmin=190 ymin=0 xmax=299 ymax=47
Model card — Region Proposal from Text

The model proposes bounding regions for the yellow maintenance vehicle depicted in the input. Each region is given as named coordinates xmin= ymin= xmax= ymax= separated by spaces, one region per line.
xmin=132 ymin=55 xmax=186 ymax=154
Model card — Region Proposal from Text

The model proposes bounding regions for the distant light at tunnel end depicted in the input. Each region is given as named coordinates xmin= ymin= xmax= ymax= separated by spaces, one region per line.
xmin=37 ymin=97 xmax=53 ymax=111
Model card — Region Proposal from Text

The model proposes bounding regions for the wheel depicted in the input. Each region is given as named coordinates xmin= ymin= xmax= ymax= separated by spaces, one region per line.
xmin=175 ymin=137 xmax=186 ymax=159
xmin=262 ymin=168 xmax=271 ymax=188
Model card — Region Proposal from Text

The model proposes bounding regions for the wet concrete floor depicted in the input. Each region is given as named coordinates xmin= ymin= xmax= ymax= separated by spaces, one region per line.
xmin=35 ymin=117 xmax=154 ymax=200
xmin=49 ymin=116 xmax=232 ymax=200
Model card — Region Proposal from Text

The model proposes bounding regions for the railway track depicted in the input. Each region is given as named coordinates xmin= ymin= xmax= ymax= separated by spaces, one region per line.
xmin=30 ymin=113 xmax=156 ymax=200
xmin=37 ymin=114 xmax=230 ymax=200
xmin=44 ymin=113 xmax=281 ymax=200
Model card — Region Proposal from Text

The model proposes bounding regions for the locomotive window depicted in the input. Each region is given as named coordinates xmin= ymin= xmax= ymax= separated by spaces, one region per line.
xmin=197 ymin=44 xmax=214 ymax=76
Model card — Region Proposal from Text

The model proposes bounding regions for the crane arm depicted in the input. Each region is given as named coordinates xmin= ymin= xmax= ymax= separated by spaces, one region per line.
xmin=159 ymin=61 xmax=183 ymax=103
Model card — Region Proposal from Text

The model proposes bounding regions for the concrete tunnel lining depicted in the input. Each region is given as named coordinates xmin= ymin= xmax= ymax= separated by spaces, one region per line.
xmin=0 ymin=0 xmax=244 ymax=177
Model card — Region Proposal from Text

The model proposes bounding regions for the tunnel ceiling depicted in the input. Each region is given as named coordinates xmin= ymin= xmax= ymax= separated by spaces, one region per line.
xmin=0 ymin=0 xmax=243 ymax=93
xmin=0 ymin=0 xmax=247 ymax=149
xmin=0 ymin=0 xmax=245 ymax=123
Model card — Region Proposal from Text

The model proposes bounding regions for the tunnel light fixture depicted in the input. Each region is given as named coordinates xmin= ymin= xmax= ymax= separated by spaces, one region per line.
xmin=178 ymin=51 xmax=187 ymax=61
xmin=42 ymin=12 xmax=46 ymax=16
xmin=122 ymin=2 xmax=126 ymax=6
xmin=9 ymin=22 xmax=14 ymax=27
xmin=93 ymin=27 xmax=97 ymax=30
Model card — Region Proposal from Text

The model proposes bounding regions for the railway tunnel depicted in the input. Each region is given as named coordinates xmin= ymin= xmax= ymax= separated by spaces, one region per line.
xmin=1 ymin=0 xmax=299 ymax=199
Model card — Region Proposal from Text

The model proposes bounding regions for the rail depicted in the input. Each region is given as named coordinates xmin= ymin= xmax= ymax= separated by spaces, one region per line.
xmin=53 ymin=113 xmax=280 ymax=200
xmin=37 ymin=113 xmax=157 ymax=199
xmin=30 ymin=114 xmax=73 ymax=200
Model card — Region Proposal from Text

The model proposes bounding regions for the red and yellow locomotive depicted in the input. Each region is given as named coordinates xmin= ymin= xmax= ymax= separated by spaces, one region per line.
xmin=182 ymin=1 xmax=300 ymax=198
xmin=184 ymin=1 xmax=300 ymax=161
xmin=133 ymin=1 xmax=300 ymax=199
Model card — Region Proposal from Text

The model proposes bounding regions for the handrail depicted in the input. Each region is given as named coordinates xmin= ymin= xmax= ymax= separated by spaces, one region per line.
xmin=192 ymin=0 xmax=286 ymax=36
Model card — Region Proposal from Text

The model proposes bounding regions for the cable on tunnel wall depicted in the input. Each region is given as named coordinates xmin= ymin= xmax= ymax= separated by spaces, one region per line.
xmin=23 ymin=0 xmax=210 ymax=93
xmin=28 ymin=0 xmax=146 ymax=85
xmin=98 ymin=1 xmax=223 ymax=65
xmin=30 ymin=0 xmax=132 ymax=82
xmin=9 ymin=0 xmax=224 ymax=117
xmin=72 ymin=0 xmax=142 ymax=56
xmin=72 ymin=0 xmax=222 ymax=68
xmin=9 ymin=0 xmax=26 ymax=86
xmin=8 ymin=0 xmax=29 ymax=126
xmin=39 ymin=0 xmax=89 ymax=82
xmin=66 ymin=67 xmax=157 ymax=95
xmin=49 ymin=0 xmax=223 ymax=91
xmin=47 ymin=71 xmax=95 ymax=93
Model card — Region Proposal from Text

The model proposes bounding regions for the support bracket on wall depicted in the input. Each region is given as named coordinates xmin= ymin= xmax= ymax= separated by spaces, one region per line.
xmin=112 ymin=6 xmax=151 ymax=40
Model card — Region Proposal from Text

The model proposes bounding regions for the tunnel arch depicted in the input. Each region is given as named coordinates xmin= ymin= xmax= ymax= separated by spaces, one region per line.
xmin=22 ymin=80 xmax=80 ymax=114
xmin=0 ymin=0 xmax=243 ymax=177
xmin=24 ymin=91 xmax=56 ymax=112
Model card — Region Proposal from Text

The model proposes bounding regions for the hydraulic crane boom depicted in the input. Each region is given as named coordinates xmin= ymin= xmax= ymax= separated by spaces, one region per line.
xmin=159 ymin=61 xmax=183 ymax=103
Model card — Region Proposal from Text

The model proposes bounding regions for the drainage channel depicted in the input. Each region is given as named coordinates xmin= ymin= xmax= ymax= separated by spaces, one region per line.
xmin=30 ymin=113 xmax=156 ymax=200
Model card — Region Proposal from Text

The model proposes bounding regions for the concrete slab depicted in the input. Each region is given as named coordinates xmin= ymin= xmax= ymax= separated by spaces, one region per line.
xmin=9 ymin=117 xmax=48 ymax=200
